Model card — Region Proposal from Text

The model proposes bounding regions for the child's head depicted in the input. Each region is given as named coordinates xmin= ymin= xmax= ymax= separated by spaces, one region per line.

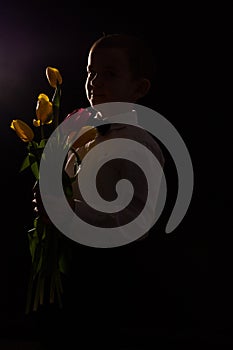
xmin=85 ymin=33 xmax=156 ymax=113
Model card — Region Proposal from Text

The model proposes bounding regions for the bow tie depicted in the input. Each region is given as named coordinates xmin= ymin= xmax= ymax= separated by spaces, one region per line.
xmin=96 ymin=123 xmax=111 ymax=135
xmin=89 ymin=114 xmax=111 ymax=135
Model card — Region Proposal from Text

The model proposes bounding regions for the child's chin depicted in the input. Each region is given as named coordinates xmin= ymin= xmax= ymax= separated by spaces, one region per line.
xmin=91 ymin=96 xmax=107 ymax=106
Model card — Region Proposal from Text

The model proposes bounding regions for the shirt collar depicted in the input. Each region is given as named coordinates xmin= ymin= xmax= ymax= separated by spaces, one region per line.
xmin=94 ymin=109 xmax=138 ymax=130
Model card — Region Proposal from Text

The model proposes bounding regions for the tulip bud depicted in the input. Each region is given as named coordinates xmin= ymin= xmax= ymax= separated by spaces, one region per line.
xmin=36 ymin=93 xmax=53 ymax=125
xmin=46 ymin=66 xmax=62 ymax=88
xmin=10 ymin=119 xmax=34 ymax=142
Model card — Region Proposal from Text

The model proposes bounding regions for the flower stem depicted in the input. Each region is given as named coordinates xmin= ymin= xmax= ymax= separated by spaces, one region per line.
xmin=40 ymin=124 xmax=45 ymax=140
xmin=52 ymin=85 xmax=61 ymax=129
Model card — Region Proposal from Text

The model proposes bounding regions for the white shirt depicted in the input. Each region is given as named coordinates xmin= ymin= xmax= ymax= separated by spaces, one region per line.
xmin=65 ymin=109 xmax=165 ymax=239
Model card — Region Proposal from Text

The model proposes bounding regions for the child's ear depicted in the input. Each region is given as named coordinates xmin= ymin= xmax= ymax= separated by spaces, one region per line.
xmin=134 ymin=78 xmax=151 ymax=100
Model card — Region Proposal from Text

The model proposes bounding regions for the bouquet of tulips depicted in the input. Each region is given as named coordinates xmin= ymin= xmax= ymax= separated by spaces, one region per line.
xmin=10 ymin=67 xmax=76 ymax=313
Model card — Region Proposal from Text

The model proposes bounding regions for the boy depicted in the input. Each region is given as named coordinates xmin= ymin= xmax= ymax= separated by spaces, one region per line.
xmin=64 ymin=33 xmax=165 ymax=244
xmin=63 ymin=33 xmax=165 ymax=345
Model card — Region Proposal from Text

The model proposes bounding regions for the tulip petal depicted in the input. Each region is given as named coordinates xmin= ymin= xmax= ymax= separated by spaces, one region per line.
xmin=46 ymin=67 xmax=62 ymax=88
xmin=10 ymin=119 xmax=34 ymax=142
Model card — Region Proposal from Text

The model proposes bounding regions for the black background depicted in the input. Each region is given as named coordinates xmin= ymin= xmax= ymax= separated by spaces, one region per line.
xmin=0 ymin=1 xmax=232 ymax=348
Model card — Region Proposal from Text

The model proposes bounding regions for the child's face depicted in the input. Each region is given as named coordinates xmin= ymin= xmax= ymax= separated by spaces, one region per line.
xmin=85 ymin=47 xmax=142 ymax=110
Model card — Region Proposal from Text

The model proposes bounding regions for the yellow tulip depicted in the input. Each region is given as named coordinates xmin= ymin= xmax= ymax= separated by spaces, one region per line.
xmin=10 ymin=119 xmax=34 ymax=142
xmin=69 ymin=126 xmax=98 ymax=149
xmin=35 ymin=93 xmax=53 ymax=125
xmin=38 ymin=93 xmax=50 ymax=102
xmin=46 ymin=66 xmax=62 ymax=88
xmin=33 ymin=119 xmax=41 ymax=127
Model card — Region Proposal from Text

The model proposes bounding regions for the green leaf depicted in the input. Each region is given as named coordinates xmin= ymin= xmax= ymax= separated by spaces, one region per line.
xmin=34 ymin=216 xmax=46 ymax=240
xmin=31 ymin=140 xmax=39 ymax=148
xmin=20 ymin=155 xmax=31 ymax=172
xmin=27 ymin=141 xmax=38 ymax=151
xmin=39 ymin=139 xmax=47 ymax=148
xmin=28 ymin=228 xmax=39 ymax=261
xmin=30 ymin=160 xmax=39 ymax=180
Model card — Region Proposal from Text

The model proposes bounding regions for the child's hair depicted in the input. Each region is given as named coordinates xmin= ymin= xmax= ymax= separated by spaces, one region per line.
xmin=90 ymin=33 xmax=156 ymax=82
